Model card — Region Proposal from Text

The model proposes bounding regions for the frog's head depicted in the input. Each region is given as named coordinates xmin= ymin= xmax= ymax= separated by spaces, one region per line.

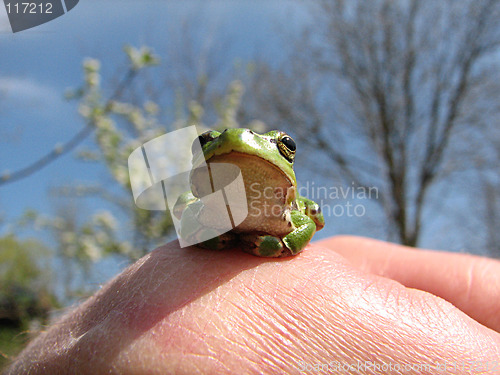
xmin=192 ymin=128 xmax=296 ymax=182
xmin=190 ymin=128 xmax=297 ymax=202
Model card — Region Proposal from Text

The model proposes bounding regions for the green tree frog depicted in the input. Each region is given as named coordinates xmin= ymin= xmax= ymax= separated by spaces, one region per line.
xmin=174 ymin=128 xmax=324 ymax=257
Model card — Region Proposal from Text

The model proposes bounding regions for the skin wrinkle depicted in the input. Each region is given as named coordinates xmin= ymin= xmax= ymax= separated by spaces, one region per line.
xmin=289 ymin=299 xmax=347 ymax=357
xmin=210 ymin=329 xmax=264 ymax=372
xmin=400 ymin=292 xmax=463 ymax=350
xmin=242 ymin=294 xmax=292 ymax=347
xmin=382 ymin=282 xmax=405 ymax=321
xmin=224 ymin=325 xmax=282 ymax=373
xmin=135 ymin=325 xmax=205 ymax=374
xmin=306 ymin=313 xmax=358 ymax=362
xmin=238 ymin=287 xmax=308 ymax=359
xmin=204 ymin=340 xmax=252 ymax=373
xmin=157 ymin=282 xmax=281 ymax=373
xmin=327 ymin=306 xmax=384 ymax=360
xmin=265 ymin=303 xmax=331 ymax=362
xmin=182 ymin=353 xmax=230 ymax=373
xmin=346 ymin=313 xmax=430 ymax=370
xmin=188 ymin=289 xmax=240 ymax=357
xmin=246 ymin=257 xmax=355 ymax=363
xmin=225 ymin=298 xmax=289 ymax=362
xmin=182 ymin=321 xmax=209 ymax=361
xmin=270 ymin=261 xmax=284 ymax=300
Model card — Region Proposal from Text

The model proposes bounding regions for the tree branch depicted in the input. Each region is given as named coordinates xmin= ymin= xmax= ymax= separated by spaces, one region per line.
xmin=0 ymin=68 xmax=138 ymax=186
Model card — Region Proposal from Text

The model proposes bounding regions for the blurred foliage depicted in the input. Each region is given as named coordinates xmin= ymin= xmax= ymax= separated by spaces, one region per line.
xmin=0 ymin=326 xmax=28 ymax=370
xmin=0 ymin=235 xmax=57 ymax=326
xmin=0 ymin=234 xmax=58 ymax=368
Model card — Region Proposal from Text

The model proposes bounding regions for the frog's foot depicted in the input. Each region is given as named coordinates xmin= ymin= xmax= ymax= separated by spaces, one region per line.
xmin=194 ymin=232 xmax=238 ymax=250
xmin=281 ymin=211 xmax=317 ymax=255
xmin=297 ymin=196 xmax=325 ymax=230
xmin=239 ymin=234 xmax=291 ymax=257
xmin=239 ymin=212 xmax=318 ymax=257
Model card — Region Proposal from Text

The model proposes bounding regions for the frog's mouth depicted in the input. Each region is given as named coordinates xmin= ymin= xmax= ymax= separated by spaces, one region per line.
xmin=190 ymin=151 xmax=294 ymax=202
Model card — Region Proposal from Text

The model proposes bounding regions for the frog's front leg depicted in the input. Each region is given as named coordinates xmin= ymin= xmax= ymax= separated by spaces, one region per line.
xmin=297 ymin=196 xmax=325 ymax=230
xmin=240 ymin=211 xmax=317 ymax=257
xmin=240 ymin=234 xmax=286 ymax=257
xmin=282 ymin=210 xmax=318 ymax=254
xmin=173 ymin=191 xmax=197 ymax=220
xmin=177 ymin=200 xmax=238 ymax=249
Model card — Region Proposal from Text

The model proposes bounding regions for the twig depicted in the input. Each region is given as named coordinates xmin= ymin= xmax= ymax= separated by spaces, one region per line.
xmin=0 ymin=69 xmax=137 ymax=186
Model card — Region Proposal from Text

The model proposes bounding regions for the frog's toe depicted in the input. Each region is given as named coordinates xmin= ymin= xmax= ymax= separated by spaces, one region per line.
xmin=239 ymin=234 xmax=292 ymax=257
xmin=198 ymin=232 xmax=237 ymax=250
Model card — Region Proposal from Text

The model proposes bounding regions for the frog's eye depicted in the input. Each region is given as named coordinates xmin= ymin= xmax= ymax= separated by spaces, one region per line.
xmin=192 ymin=131 xmax=217 ymax=155
xmin=281 ymin=136 xmax=296 ymax=152
xmin=277 ymin=134 xmax=296 ymax=163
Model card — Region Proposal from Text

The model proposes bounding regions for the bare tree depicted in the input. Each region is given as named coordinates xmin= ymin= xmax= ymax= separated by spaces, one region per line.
xmin=247 ymin=0 xmax=500 ymax=247
xmin=473 ymin=114 xmax=500 ymax=257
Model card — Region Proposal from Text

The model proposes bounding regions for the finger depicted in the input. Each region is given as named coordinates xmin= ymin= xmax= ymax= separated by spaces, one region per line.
xmin=317 ymin=235 xmax=500 ymax=332
xmin=8 ymin=241 xmax=500 ymax=374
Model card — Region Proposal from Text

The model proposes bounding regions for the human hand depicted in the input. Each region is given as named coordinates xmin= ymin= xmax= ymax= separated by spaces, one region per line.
xmin=6 ymin=236 xmax=500 ymax=374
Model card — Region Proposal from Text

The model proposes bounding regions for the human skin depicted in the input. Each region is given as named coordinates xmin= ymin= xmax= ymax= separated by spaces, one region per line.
xmin=5 ymin=236 xmax=500 ymax=374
